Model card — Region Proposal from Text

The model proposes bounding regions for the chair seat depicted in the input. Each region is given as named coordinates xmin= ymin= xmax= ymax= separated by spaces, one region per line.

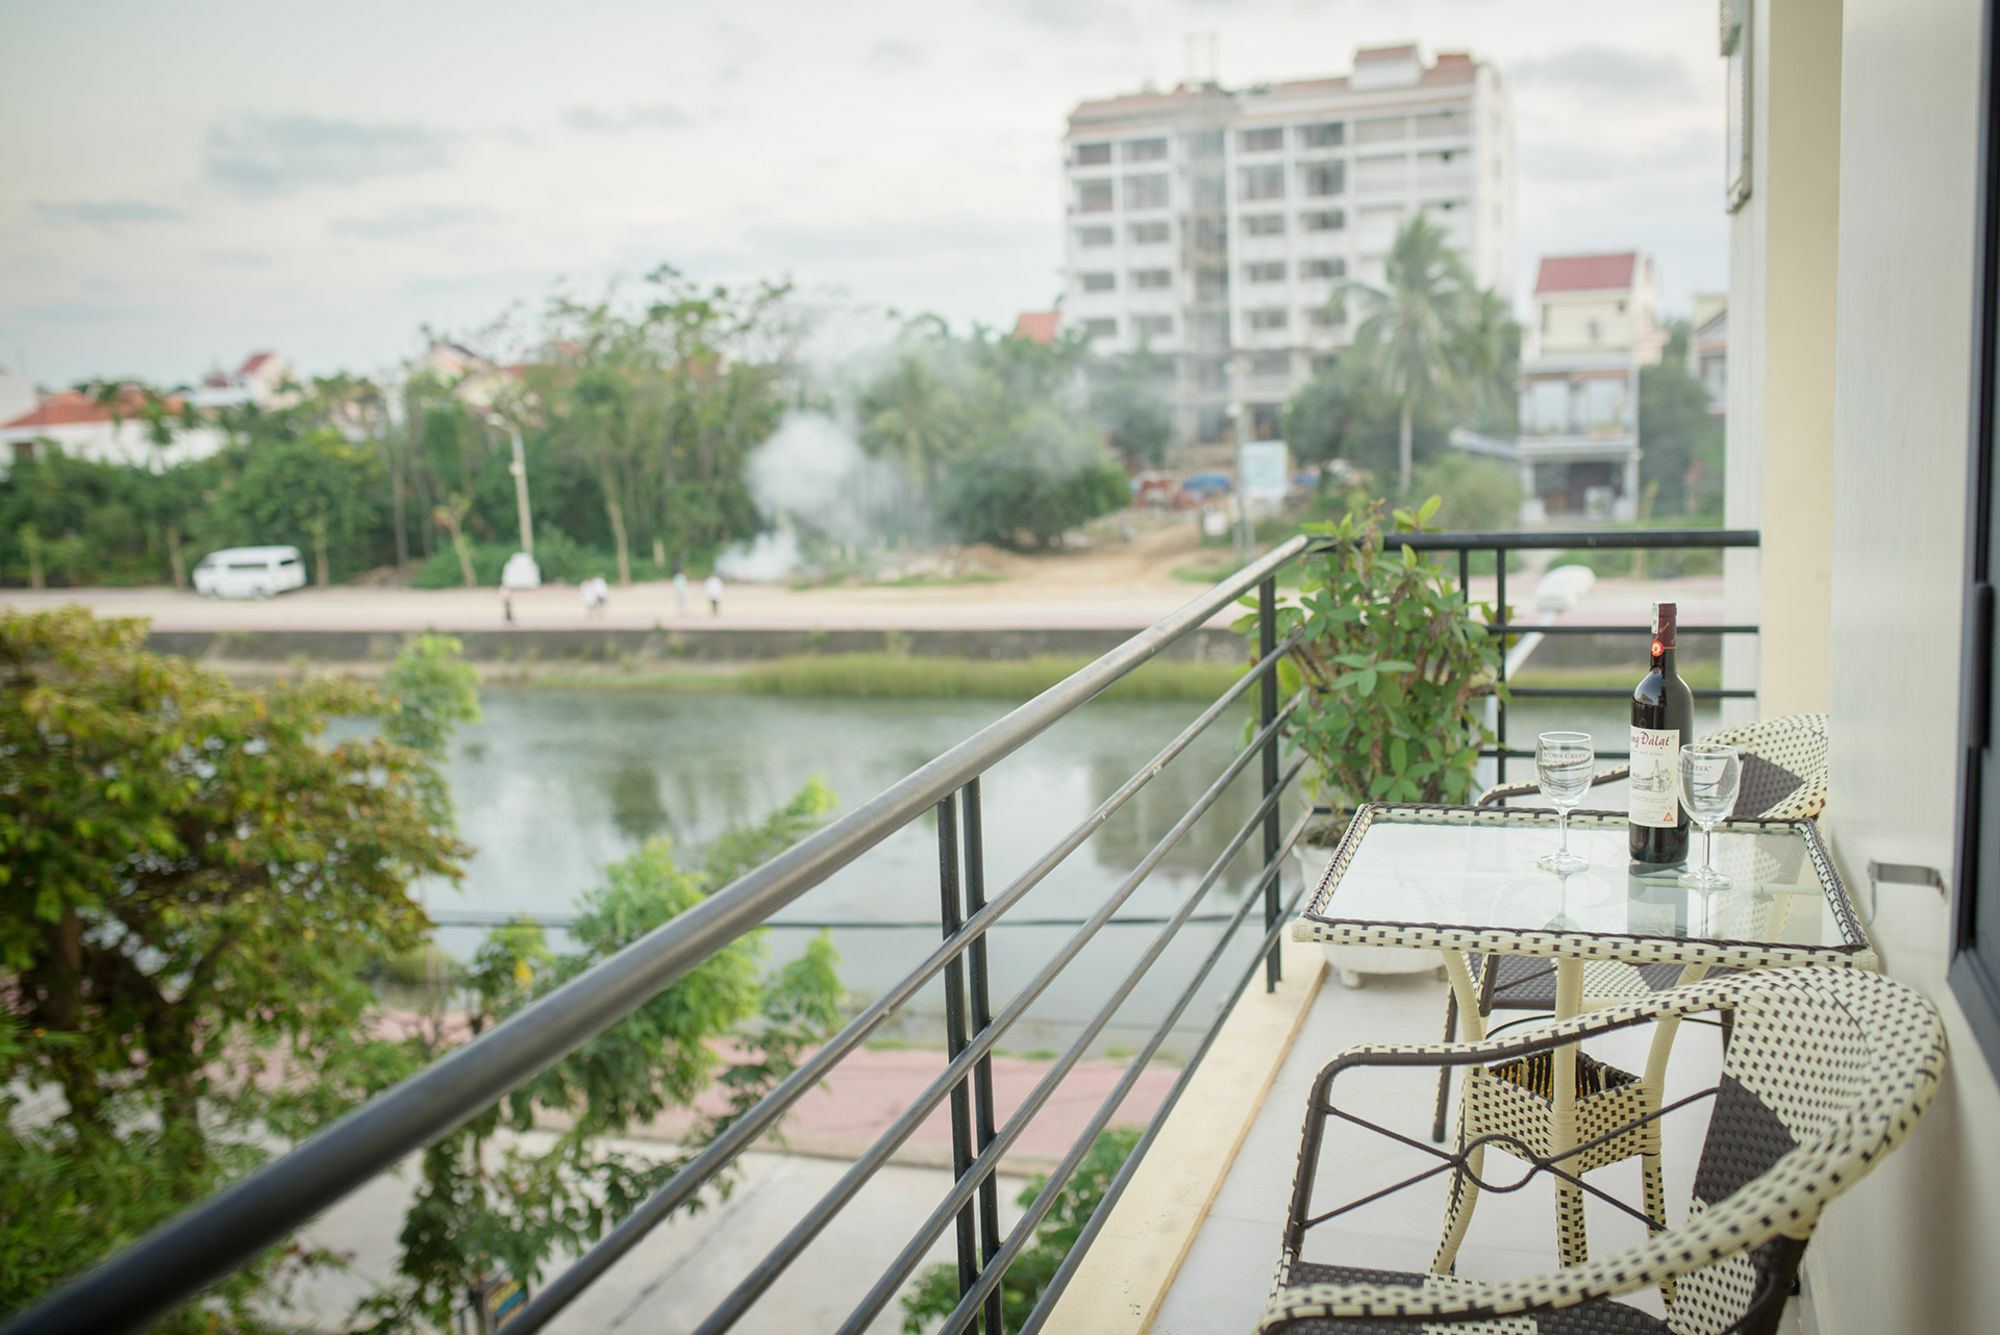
xmin=1267 ymin=1261 xmax=1670 ymax=1333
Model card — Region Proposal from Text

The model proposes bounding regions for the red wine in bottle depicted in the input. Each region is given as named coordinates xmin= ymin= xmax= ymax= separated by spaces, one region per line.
xmin=1629 ymin=601 xmax=1693 ymax=865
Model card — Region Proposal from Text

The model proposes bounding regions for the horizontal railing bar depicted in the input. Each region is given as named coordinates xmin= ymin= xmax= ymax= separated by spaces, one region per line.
xmin=1315 ymin=527 xmax=1760 ymax=553
xmin=1502 ymin=687 xmax=1759 ymax=700
xmin=4 ymin=536 xmax=1313 ymax=1335
xmin=1016 ymin=867 xmax=1314 ymax=1335
xmin=840 ymin=762 xmax=1311 ymax=1334
xmin=1486 ymin=623 xmax=1757 ymax=636
xmin=688 ymin=697 xmax=1303 ymax=1334
xmin=500 ymin=651 xmax=1306 ymax=1334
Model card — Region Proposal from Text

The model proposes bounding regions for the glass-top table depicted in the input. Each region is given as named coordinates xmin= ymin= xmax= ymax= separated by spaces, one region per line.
xmin=1290 ymin=802 xmax=1875 ymax=1272
xmin=1293 ymin=804 xmax=1873 ymax=970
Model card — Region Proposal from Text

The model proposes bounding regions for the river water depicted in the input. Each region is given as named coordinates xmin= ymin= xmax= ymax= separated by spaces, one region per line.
xmin=419 ymin=689 xmax=1718 ymax=1054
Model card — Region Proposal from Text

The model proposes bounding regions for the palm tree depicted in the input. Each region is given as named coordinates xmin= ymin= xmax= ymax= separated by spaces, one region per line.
xmin=1329 ymin=215 xmax=1480 ymax=495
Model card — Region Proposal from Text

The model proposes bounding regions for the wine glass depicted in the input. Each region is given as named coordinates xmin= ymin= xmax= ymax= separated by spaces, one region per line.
xmin=1535 ymin=731 xmax=1595 ymax=874
xmin=1679 ymin=743 xmax=1742 ymax=890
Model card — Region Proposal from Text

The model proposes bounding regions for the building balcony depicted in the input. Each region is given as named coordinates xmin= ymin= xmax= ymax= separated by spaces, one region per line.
xmin=27 ymin=531 xmax=1871 ymax=1335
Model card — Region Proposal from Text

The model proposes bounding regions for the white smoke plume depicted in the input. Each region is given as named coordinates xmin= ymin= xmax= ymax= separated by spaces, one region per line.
xmin=716 ymin=412 xmax=905 ymax=580
xmin=716 ymin=531 xmax=802 ymax=583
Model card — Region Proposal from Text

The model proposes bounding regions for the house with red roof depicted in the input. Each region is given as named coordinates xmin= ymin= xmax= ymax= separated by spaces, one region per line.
xmin=1501 ymin=250 xmax=1664 ymax=521
xmin=0 ymin=387 xmax=228 ymax=476
xmin=190 ymin=349 xmax=298 ymax=412
xmin=1012 ymin=311 xmax=1061 ymax=344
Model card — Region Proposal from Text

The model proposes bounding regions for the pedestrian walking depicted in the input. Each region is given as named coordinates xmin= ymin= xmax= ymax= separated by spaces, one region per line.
xmin=503 ymin=586 xmax=515 ymax=624
xmin=705 ymin=572 xmax=723 ymax=616
xmin=673 ymin=564 xmax=689 ymax=615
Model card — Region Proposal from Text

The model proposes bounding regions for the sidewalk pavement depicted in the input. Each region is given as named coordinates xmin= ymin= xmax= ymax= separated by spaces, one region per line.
xmin=280 ymin=1044 xmax=1169 ymax=1333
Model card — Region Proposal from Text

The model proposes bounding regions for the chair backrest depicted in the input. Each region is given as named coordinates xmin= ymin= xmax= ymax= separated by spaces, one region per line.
xmin=1665 ymin=967 xmax=1944 ymax=1335
xmin=1703 ymin=712 xmax=1829 ymax=820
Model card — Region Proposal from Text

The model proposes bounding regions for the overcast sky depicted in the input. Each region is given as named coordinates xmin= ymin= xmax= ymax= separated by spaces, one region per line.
xmin=0 ymin=0 xmax=1726 ymax=388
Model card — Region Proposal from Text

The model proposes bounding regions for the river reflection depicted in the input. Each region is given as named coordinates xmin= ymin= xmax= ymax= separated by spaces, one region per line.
xmin=420 ymin=689 xmax=1715 ymax=1054
xmin=426 ymin=690 xmax=1273 ymax=1054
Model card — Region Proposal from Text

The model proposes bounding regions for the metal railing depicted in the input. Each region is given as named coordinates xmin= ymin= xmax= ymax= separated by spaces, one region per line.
xmin=5 ymin=525 xmax=1758 ymax=1335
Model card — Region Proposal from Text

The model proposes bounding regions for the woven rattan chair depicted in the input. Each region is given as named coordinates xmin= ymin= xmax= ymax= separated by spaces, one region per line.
xmin=1257 ymin=966 xmax=1945 ymax=1334
xmin=1426 ymin=713 xmax=1832 ymax=1139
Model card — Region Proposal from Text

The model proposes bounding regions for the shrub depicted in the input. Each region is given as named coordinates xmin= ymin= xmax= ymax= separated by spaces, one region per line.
xmin=1239 ymin=497 xmax=1504 ymax=809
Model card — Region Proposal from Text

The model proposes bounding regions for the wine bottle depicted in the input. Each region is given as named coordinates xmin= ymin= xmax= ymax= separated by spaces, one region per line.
xmin=1629 ymin=601 xmax=1693 ymax=865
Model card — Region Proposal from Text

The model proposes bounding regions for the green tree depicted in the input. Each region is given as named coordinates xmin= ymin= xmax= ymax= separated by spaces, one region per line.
xmin=202 ymin=430 xmax=389 ymax=584
xmin=940 ymin=410 xmax=1130 ymax=551
xmin=1330 ymin=216 xmax=1494 ymax=496
xmin=1409 ymin=453 xmax=1524 ymax=532
xmin=1638 ymin=321 xmax=1725 ymax=516
xmin=360 ymin=781 xmax=845 ymax=1331
xmin=531 ymin=266 xmax=795 ymax=583
xmin=858 ymin=327 xmax=969 ymax=538
xmin=0 ymin=607 xmax=467 ymax=1330
xmin=1088 ymin=343 xmax=1174 ymax=467
xmin=1282 ymin=357 xmax=1448 ymax=485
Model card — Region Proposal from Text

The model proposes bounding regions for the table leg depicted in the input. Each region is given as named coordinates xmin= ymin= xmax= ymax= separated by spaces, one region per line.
xmin=1643 ymin=963 xmax=1707 ymax=1305
xmin=1552 ymin=958 xmax=1585 ymax=1266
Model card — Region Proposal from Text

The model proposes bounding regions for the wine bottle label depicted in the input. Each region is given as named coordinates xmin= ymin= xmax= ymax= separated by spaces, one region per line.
xmin=1628 ymin=725 xmax=1680 ymax=828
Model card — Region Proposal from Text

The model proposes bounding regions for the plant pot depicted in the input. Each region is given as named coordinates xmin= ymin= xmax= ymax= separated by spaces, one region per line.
xmin=1293 ymin=835 xmax=1446 ymax=989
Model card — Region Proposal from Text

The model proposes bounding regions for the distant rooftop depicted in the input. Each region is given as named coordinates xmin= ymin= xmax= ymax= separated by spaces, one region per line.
xmin=2 ymin=388 xmax=184 ymax=431
xmin=1068 ymin=43 xmax=1482 ymax=129
xmin=1012 ymin=311 xmax=1061 ymax=344
xmin=1535 ymin=252 xmax=1640 ymax=294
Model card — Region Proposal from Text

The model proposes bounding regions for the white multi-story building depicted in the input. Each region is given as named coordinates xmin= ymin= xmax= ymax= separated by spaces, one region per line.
xmin=1062 ymin=43 xmax=1515 ymax=447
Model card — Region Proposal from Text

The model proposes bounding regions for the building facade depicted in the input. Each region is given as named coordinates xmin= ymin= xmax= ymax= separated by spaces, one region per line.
xmin=1061 ymin=43 xmax=1514 ymax=447
xmin=1513 ymin=251 xmax=1663 ymax=521
xmin=0 ymin=389 xmax=227 ymax=477
xmin=1689 ymin=291 xmax=1728 ymax=421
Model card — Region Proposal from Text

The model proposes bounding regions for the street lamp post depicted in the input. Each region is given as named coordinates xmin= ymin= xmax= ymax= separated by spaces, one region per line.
xmin=487 ymin=414 xmax=535 ymax=556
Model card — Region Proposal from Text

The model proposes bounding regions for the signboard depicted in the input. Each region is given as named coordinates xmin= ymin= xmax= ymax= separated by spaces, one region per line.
xmin=468 ymin=1275 xmax=527 ymax=1333
xmin=1238 ymin=440 xmax=1290 ymax=508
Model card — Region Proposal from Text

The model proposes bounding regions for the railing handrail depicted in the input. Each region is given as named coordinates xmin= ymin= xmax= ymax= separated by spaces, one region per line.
xmin=1342 ymin=526 xmax=1761 ymax=553
xmin=3 ymin=535 xmax=1310 ymax=1335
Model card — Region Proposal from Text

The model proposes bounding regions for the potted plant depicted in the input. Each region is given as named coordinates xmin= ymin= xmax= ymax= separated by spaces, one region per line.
xmin=1240 ymin=496 xmax=1506 ymax=984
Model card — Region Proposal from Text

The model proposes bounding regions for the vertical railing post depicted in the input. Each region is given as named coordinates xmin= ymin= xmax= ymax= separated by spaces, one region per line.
xmin=1494 ymin=545 xmax=1509 ymax=786
xmin=935 ymin=797 xmax=980 ymax=1327
xmin=959 ymin=779 xmax=1003 ymax=1335
xmin=1260 ymin=574 xmax=1282 ymax=992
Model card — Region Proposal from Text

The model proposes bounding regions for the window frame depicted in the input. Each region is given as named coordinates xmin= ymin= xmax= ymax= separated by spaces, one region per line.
xmin=1238 ymin=164 xmax=1286 ymax=201
xmin=1952 ymin=0 xmax=2000 ymax=1080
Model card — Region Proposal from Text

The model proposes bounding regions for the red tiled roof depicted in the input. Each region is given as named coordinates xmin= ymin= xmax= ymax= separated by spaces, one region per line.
xmin=1013 ymin=311 xmax=1061 ymax=344
xmin=2 ymin=388 xmax=186 ymax=430
xmin=1535 ymin=252 xmax=1639 ymax=294
xmin=238 ymin=350 xmax=275 ymax=375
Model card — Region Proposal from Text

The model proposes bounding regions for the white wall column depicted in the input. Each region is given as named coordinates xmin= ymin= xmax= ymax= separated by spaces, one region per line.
xmin=1727 ymin=0 xmax=1843 ymax=722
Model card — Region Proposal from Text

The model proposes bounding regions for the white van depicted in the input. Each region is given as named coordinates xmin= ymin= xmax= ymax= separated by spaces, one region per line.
xmin=192 ymin=546 xmax=309 ymax=598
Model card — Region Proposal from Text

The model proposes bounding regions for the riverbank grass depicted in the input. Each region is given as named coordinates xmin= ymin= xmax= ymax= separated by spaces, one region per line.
xmin=515 ymin=652 xmax=1246 ymax=702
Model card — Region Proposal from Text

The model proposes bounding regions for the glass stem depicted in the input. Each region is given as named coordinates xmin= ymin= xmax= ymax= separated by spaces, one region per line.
xmin=1704 ymin=824 xmax=1714 ymax=875
xmin=1559 ymin=810 xmax=1569 ymax=857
